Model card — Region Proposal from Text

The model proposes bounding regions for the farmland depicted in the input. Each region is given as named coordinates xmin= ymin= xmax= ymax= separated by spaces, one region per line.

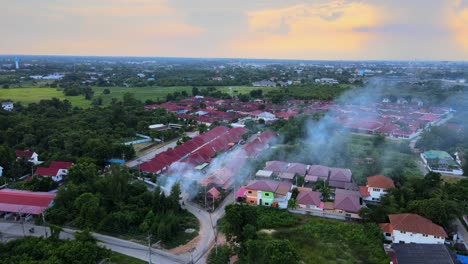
xmin=0 ymin=86 xmax=281 ymax=108
xmin=0 ymin=87 xmax=92 ymax=108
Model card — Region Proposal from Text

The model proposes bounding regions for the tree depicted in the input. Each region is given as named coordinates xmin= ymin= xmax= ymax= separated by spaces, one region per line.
xmin=407 ymin=198 xmax=459 ymax=226
xmin=245 ymin=239 xmax=300 ymax=264
xmin=287 ymin=198 xmax=297 ymax=209
xmin=192 ymin=86 xmax=199 ymax=96
xmin=74 ymin=192 xmax=104 ymax=229
xmin=103 ymin=88 xmax=110 ymax=94
xmin=68 ymin=163 xmax=98 ymax=184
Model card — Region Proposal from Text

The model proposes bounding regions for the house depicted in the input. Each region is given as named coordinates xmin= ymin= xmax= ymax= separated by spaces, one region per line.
xmin=34 ymin=161 xmax=73 ymax=182
xmin=304 ymin=165 xmax=330 ymax=185
xmin=1 ymin=101 xmax=13 ymax=111
xmin=328 ymin=167 xmax=353 ymax=189
xmin=360 ymin=175 xmax=395 ymax=202
xmin=331 ymin=189 xmax=362 ymax=217
xmin=315 ymin=78 xmax=339 ymax=84
xmin=379 ymin=213 xmax=447 ymax=244
xmin=387 ymin=244 xmax=460 ymax=264
xmin=296 ymin=190 xmax=323 ymax=210
xmin=255 ymin=111 xmax=277 ymax=122
xmin=285 ymin=163 xmax=309 ymax=176
xmin=255 ymin=170 xmax=274 ymax=180
xmin=421 ymin=150 xmax=463 ymax=175
xmin=0 ymin=189 xmax=56 ymax=215
xmin=245 ymin=180 xmax=292 ymax=209
xmin=264 ymin=161 xmax=288 ymax=174
xmin=15 ymin=149 xmax=41 ymax=165
xmin=252 ymin=80 xmax=277 ymax=87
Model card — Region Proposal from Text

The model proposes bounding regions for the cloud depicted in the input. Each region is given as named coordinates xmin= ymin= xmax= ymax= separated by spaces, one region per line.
xmin=448 ymin=1 xmax=468 ymax=51
xmin=228 ymin=1 xmax=381 ymax=59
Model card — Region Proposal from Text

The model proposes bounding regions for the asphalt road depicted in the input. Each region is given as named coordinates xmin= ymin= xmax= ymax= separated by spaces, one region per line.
xmin=0 ymin=221 xmax=188 ymax=264
xmin=126 ymin=132 xmax=199 ymax=168
xmin=454 ymin=218 xmax=468 ymax=249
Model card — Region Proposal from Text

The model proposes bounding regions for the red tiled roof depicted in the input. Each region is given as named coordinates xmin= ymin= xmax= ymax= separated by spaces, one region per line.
xmin=0 ymin=189 xmax=56 ymax=215
xmin=207 ymin=187 xmax=220 ymax=199
xmin=35 ymin=167 xmax=59 ymax=177
xmin=329 ymin=167 xmax=352 ymax=182
xmin=359 ymin=186 xmax=370 ymax=197
xmin=236 ymin=186 xmax=247 ymax=198
xmin=264 ymin=161 xmax=288 ymax=173
xmin=308 ymin=165 xmax=330 ymax=178
xmin=367 ymin=175 xmax=395 ymax=189
xmin=379 ymin=223 xmax=392 ymax=233
xmin=286 ymin=163 xmax=308 ymax=175
xmin=386 ymin=214 xmax=447 ymax=238
xmin=333 ymin=189 xmax=362 ymax=213
xmin=15 ymin=150 xmax=34 ymax=158
xmin=297 ymin=190 xmax=321 ymax=206
xmin=49 ymin=161 xmax=73 ymax=169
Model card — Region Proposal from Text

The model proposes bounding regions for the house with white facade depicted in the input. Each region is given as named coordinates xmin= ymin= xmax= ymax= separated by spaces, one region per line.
xmin=34 ymin=161 xmax=73 ymax=182
xmin=15 ymin=150 xmax=41 ymax=165
xmin=379 ymin=213 xmax=447 ymax=244
xmin=1 ymin=101 xmax=13 ymax=111
xmin=421 ymin=150 xmax=463 ymax=175
xmin=359 ymin=175 xmax=395 ymax=202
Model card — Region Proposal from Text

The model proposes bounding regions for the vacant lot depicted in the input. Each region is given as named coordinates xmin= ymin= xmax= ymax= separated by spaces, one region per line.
xmin=0 ymin=87 xmax=91 ymax=108
xmin=1 ymin=85 xmax=280 ymax=108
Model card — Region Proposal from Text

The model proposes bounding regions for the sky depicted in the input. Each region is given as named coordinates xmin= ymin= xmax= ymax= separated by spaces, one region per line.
xmin=1 ymin=0 xmax=467 ymax=60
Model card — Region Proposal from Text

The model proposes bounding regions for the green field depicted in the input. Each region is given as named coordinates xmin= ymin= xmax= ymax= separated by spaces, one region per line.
xmin=0 ymin=86 xmax=279 ymax=108
xmin=109 ymin=252 xmax=146 ymax=264
xmin=0 ymin=87 xmax=92 ymax=108
xmin=93 ymin=86 xmax=192 ymax=104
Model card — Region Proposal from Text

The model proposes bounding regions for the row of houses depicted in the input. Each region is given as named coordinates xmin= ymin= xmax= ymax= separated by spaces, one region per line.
xmin=140 ymin=126 xmax=247 ymax=174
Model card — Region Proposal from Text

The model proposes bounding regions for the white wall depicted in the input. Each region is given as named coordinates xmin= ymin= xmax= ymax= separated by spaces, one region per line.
xmin=365 ymin=187 xmax=387 ymax=201
xmin=391 ymin=229 xmax=445 ymax=244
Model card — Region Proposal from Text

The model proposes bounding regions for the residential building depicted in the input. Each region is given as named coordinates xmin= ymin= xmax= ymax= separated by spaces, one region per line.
xmin=360 ymin=175 xmax=395 ymax=202
xmin=0 ymin=189 xmax=56 ymax=215
xmin=386 ymin=244 xmax=459 ymax=264
xmin=296 ymin=190 xmax=323 ymax=210
xmin=15 ymin=149 xmax=41 ymax=165
xmin=379 ymin=213 xmax=448 ymax=244
xmin=1 ymin=101 xmax=13 ymax=111
xmin=331 ymin=189 xmax=362 ymax=218
xmin=245 ymin=180 xmax=292 ymax=209
xmin=35 ymin=161 xmax=73 ymax=182
xmin=421 ymin=150 xmax=463 ymax=175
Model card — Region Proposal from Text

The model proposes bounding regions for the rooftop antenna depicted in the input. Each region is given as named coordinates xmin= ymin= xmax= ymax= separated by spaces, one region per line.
xmin=13 ymin=57 xmax=19 ymax=70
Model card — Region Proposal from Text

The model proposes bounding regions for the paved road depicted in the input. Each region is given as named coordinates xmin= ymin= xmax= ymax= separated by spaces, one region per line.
xmin=182 ymin=192 xmax=235 ymax=264
xmin=454 ymin=217 xmax=468 ymax=249
xmin=126 ymin=132 xmax=199 ymax=168
xmin=0 ymin=221 xmax=188 ymax=264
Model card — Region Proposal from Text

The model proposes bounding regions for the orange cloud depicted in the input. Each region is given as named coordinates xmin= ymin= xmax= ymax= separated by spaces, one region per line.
xmin=229 ymin=1 xmax=382 ymax=58
xmin=448 ymin=3 xmax=468 ymax=50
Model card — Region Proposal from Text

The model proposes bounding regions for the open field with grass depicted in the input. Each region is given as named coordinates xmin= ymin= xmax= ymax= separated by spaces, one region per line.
xmin=109 ymin=252 xmax=146 ymax=264
xmin=1 ymin=86 xmax=280 ymax=108
xmin=0 ymin=87 xmax=92 ymax=108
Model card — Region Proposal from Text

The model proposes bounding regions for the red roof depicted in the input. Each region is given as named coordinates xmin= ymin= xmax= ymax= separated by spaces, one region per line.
xmin=367 ymin=175 xmax=395 ymax=189
xmin=308 ymin=165 xmax=330 ymax=178
xmin=264 ymin=161 xmax=288 ymax=173
xmin=329 ymin=167 xmax=352 ymax=182
xmin=333 ymin=189 xmax=362 ymax=213
xmin=207 ymin=187 xmax=220 ymax=199
xmin=236 ymin=186 xmax=247 ymax=198
xmin=359 ymin=186 xmax=370 ymax=197
xmin=286 ymin=163 xmax=308 ymax=175
xmin=0 ymin=189 xmax=56 ymax=215
xmin=297 ymin=190 xmax=321 ymax=206
xmin=49 ymin=161 xmax=73 ymax=169
xmin=35 ymin=167 xmax=59 ymax=177
xmin=15 ymin=149 xmax=35 ymax=158
xmin=385 ymin=214 xmax=447 ymax=238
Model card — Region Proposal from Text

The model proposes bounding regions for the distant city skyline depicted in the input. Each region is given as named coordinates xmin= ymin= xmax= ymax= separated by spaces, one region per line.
xmin=1 ymin=0 xmax=467 ymax=60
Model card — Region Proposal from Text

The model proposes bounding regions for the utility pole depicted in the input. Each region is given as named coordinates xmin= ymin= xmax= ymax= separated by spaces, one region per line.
xmin=42 ymin=212 xmax=48 ymax=238
xmin=147 ymin=234 xmax=152 ymax=264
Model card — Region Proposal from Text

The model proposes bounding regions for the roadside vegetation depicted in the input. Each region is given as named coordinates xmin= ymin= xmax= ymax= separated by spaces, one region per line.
xmin=45 ymin=164 xmax=198 ymax=248
xmin=218 ymin=204 xmax=388 ymax=264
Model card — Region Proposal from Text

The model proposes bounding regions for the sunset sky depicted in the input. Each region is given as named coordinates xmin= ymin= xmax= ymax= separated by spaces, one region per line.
xmin=1 ymin=0 xmax=467 ymax=60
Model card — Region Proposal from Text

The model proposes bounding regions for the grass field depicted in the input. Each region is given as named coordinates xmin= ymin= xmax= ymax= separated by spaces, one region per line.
xmin=0 ymin=87 xmax=92 ymax=108
xmin=1 ymin=85 xmax=280 ymax=108
xmin=109 ymin=252 xmax=146 ymax=264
